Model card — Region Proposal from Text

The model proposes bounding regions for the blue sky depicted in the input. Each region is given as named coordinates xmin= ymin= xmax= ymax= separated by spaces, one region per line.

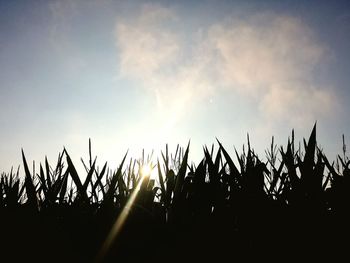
xmin=1 ymin=0 xmax=350 ymax=173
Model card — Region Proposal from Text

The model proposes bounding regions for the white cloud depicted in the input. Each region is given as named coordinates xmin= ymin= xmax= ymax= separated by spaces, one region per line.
xmin=115 ymin=5 xmax=338 ymax=129
xmin=115 ymin=3 xmax=214 ymax=129
xmin=207 ymin=14 xmax=336 ymax=125
xmin=116 ymin=3 xmax=179 ymax=83
xmin=259 ymin=83 xmax=336 ymax=127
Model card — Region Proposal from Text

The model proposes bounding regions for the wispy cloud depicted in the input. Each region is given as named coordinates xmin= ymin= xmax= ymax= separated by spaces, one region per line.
xmin=116 ymin=4 xmax=179 ymax=82
xmin=115 ymin=3 xmax=214 ymax=141
xmin=207 ymin=14 xmax=337 ymax=127
xmin=115 ymin=4 xmax=338 ymax=132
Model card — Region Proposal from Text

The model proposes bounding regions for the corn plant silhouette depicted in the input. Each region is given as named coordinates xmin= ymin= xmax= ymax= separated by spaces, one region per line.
xmin=0 ymin=123 xmax=349 ymax=262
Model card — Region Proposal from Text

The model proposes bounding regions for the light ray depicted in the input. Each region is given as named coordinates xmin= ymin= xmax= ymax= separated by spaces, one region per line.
xmin=96 ymin=164 xmax=153 ymax=262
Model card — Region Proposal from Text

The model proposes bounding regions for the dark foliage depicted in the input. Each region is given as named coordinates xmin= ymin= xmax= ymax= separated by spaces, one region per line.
xmin=0 ymin=125 xmax=349 ymax=262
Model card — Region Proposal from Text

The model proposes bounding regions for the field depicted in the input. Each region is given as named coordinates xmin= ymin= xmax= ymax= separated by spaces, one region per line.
xmin=1 ymin=124 xmax=349 ymax=262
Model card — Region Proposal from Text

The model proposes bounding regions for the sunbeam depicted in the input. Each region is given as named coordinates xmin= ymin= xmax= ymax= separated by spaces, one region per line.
xmin=96 ymin=163 xmax=154 ymax=262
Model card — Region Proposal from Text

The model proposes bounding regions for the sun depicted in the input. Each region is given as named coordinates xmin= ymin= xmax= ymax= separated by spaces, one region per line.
xmin=141 ymin=163 xmax=152 ymax=178
xmin=140 ymin=162 xmax=157 ymax=180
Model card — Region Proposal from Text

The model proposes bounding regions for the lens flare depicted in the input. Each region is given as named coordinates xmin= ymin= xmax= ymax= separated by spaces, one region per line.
xmin=141 ymin=163 xmax=152 ymax=178
xmin=96 ymin=162 xmax=155 ymax=262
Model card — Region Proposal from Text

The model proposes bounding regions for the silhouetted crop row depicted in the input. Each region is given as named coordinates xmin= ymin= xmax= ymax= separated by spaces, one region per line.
xmin=0 ymin=124 xmax=349 ymax=262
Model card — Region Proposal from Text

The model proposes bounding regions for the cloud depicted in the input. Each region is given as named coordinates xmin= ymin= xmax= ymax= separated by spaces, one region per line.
xmin=209 ymin=16 xmax=324 ymax=90
xmin=116 ymin=3 xmax=179 ymax=83
xmin=115 ymin=3 xmax=214 ymax=129
xmin=207 ymin=14 xmax=337 ymax=127
xmin=115 ymin=5 xmax=338 ymax=129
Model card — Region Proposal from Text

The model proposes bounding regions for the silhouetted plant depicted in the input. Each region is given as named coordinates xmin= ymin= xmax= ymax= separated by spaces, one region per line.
xmin=0 ymin=124 xmax=349 ymax=262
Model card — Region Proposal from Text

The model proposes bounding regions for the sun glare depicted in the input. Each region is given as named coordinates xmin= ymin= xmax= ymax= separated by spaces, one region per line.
xmin=140 ymin=162 xmax=158 ymax=180
xmin=141 ymin=163 xmax=152 ymax=178
xmin=97 ymin=161 xmax=157 ymax=261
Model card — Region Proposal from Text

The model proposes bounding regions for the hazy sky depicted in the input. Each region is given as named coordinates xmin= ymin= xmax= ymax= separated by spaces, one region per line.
xmin=1 ymin=0 xmax=350 ymax=172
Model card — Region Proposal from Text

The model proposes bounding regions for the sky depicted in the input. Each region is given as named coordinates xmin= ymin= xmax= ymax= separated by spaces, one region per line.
xmin=1 ymin=0 xmax=350 ymax=173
